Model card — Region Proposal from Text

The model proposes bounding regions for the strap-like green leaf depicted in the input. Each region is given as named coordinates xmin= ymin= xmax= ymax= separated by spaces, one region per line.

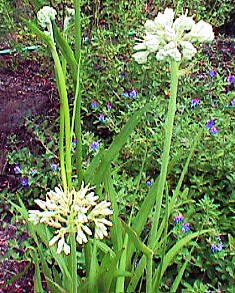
xmin=153 ymin=229 xmax=212 ymax=290
xmin=127 ymin=256 xmax=146 ymax=292
xmin=88 ymin=240 xmax=98 ymax=293
xmin=53 ymin=22 xmax=78 ymax=84
xmin=170 ymin=257 xmax=190 ymax=292
xmin=88 ymin=102 xmax=152 ymax=186
xmin=23 ymin=19 xmax=53 ymax=48
xmin=121 ymin=220 xmax=153 ymax=258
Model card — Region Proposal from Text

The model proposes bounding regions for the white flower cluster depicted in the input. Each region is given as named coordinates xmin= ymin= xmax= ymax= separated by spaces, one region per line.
xmin=29 ymin=183 xmax=113 ymax=255
xmin=64 ymin=7 xmax=75 ymax=32
xmin=37 ymin=6 xmax=57 ymax=28
xmin=133 ymin=8 xmax=214 ymax=64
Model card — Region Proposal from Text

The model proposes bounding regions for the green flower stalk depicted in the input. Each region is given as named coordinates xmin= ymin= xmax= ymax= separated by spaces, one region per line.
xmin=133 ymin=7 xmax=214 ymax=291
xmin=37 ymin=6 xmax=73 ymax=190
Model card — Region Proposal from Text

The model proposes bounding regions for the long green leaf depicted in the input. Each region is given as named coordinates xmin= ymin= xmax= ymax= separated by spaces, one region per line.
xmin=104 ymin=170 xmax=123 ymax=252
xmin=23 ymin=19 xmax=53 ymax=48
xmin=170 ymin=257 xmax=190 ymax=292
xmin=153 ymin=229 xmax=212 ymax=290
xmin=86 ymin=102 xmax=152 ymax=186
xmin=88 ymin=240 xmax=98 ymax=293
xmin=121 ymin=220 xmax=153 ymax=258
xmin=127 ymin=256 xmax=146 ymax=293
xmin=30 ymin=249 xmax=44 ymax=293
xmin=53 ymin=22 xmax=78 ymax=84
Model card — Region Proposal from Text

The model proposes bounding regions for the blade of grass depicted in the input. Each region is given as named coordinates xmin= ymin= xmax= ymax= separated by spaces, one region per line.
xmin=153 ymin=229 xmax=212 ymax=290
xmin=91 ymin=102 xmax=152 ymax=186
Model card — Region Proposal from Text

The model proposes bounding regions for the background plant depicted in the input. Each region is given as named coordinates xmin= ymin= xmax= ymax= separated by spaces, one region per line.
xmin=1 ymin=0 xmax=234 ymax=292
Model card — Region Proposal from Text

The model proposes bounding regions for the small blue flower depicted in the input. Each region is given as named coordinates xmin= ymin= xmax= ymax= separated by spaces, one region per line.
xmin=146 ymin=179 xmax=154 ymax=187
xmin=51 ymin=163 xmax=59 ymax=171
xmin=120 ymin=72 xmax=127 ymax=78
xmin=129 ymin=89 xmax=138 ymax=99
xmin=98 ymin=113 xmax=106 ymax=122
xmin=14 ymin=165 xmax=22 ymax=174
xmin=210 ymin=126 xmax=219 ymax=134
xmin=227 ymin=75 xmax=235 ymax=84
xmin=182 ymin=223 xmax=191 ymax=233
xmin=91 ymin=100 xmax=99 ymax=109
xmin=91 ymin=141 xmax=101 ymax=151
xmin=83 ymin=36 xmax=90 ymax=43
xmin=72 ymin=139 xmax=78 ymax=146
xmin=174 ymin=215 xmax=184 ymax=224
xmin=191 ymin=98 xmax=200 ymax=108
xmin=231 ymin=99 xmax=235 ymax=106
xmin=211 ymin=242 xmax=224 ymax=253
xmin=21 ymin=176 xmax=30 ymax=187
xmin=122 ymin=91 xmax=129 ymax=98
xmin=206 ymin=119 xmax=216 ymax=129
xmin=107 ymin=103 xmax=112 ymax=110
xmin=209 ymin=70 xmax=217 ymax=78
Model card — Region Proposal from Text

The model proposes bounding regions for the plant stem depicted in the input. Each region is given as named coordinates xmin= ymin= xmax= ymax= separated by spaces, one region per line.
xmin=116 ymin=235 xmax=128 ymax=293
xmin=149 ymin=60 xmax=179 ymax=249
xmin=51 ymin=45 xmax=72 ymax=189
xmin=73 ymin=0 xmax=83 ymax=187
xmin=146 ymin=255 xmax=153 ymax=293
xmin=70 ymin=232 xmax=78 ymax=293
xmin=59 ymin=105 xmax=67 ymax=191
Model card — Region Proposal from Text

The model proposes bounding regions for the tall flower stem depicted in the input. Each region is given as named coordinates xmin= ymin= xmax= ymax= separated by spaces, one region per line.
xmin=69 ymin=232 xmax=78 ymax=293
xmin=149 ymin=60 xmax=179 ymax=249
xmin=51 ymin=44 xmax=72 ymax=189
xmin=73 ymin=0 xmax=83 ymax=187
xmin=146 ymin=254 xmax=153 ymax=293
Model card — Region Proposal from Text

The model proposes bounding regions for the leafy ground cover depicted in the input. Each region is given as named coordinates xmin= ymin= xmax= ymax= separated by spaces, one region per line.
xmin=0 ymin=0 xmax=234 ymax=292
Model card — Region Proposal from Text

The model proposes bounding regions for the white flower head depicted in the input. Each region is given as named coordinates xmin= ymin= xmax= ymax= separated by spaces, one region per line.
xmin=184 ymin=20 xmax=214 ymax=42
xmin=37 ymin=6 xmax=57 ymax=28
xmin=133 ymin=8 xmax=214 ymax=63
xmin=133 ymin=51 xmax=150 ymax=64
xmin=28 ymin=182 xmax=113 ymax=254
xmin=64 ymin=7 xmax=75 ymax=32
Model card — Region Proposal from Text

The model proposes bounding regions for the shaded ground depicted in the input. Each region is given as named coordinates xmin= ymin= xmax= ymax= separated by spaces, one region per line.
xmin=0 ymin=26 xmax=234 ymax=292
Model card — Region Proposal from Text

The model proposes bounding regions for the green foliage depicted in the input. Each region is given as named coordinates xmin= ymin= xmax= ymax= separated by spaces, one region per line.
xmin=2 ymin=0 xmax=234 ymax=292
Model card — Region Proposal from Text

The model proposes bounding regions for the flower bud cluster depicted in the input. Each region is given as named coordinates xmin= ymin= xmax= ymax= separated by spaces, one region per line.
xmin=133 ymin=8 xmax=214 ymax=64
xmin=37 ymin=6 xmax=57 ymax=28
xmin=29 ymin=183 xmax=113 ymax=255
xmin=64 ymin=7 xmax=75 ymax=32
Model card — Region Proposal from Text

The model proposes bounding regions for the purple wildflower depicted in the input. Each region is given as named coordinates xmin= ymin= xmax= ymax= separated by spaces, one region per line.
xmin=226 ymin=99 xmax=235 ymax=108
xmin=227 ymin=75 xmax=235 ymax=84
xmin=91 ymin=100 xmax=99 ymax=109
xmin=107 ymin=103 xmax=112 ymax=110
xmin=191 ymin=98 xmax=200 ymax=108
xmin=209 ymin=70 xmax=217 ymax=78
xmin=182 ymin=223 xmax=191 ymax=233
xmin=91 ymin=141 xmax=101 ymax=151
xmin=129 ymin=89 xmax=138 ymax=98
xmin=206 ymin=119 xmax=216 ymax=129
xmin=146 ymin=179 xmax=154 ymax=187
xmin=210 ymin=126 xmax=219 ymax=134
xmin=14 ymin=165 xmax=22 ymax=174
xmin=98 ymin=113 xmax=106 ymax=122
xmin=122 ymin=91 xmax=129 ymax=98
xmin=21 ymin=176 xmax=29 ymax=187
xmin=51 ymin=163 xmax=59 ymax=171
xmin=120 ymin=72 xmax=127 ymax=78
xmin=211 ymin=241 xmax=224 ymax=253
xmin=174 ymin=215 xmax=184 ymax=224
